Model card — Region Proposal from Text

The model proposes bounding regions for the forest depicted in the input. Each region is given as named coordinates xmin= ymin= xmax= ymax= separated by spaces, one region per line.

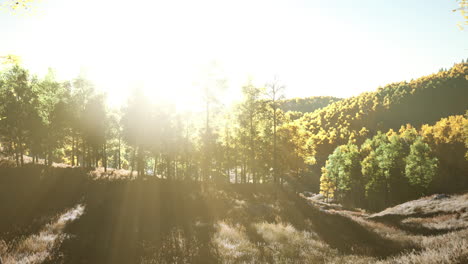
xmin=0 ymin=61 xmax=467 ymax=209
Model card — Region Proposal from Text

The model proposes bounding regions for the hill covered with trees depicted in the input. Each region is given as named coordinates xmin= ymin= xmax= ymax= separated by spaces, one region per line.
xmin=283 ymin=62 xmax=468 ymax=196
xmin=279 ymin=96 xmax=342 ymax=113
xmin=0 ymin=62 xmax=466 ymax=211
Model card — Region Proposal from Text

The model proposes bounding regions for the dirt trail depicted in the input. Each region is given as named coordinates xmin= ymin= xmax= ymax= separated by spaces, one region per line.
xmin=1 ymin=204 xmax=84 ymax=264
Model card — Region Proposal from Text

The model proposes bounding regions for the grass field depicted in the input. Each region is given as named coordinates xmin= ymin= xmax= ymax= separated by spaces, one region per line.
xmin=0 ymin=165 xmax=467 ymax=263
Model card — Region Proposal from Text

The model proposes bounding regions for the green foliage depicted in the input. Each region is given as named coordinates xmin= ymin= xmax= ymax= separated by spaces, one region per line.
xmin=362 ymin=133 xmax=409 ymax=208
xmin=405 ymin=138 xmax=438 ymax=193
xmin=320 ymin=143 xmax=362 ymax=205
xmin=0 ymin=60 xmax=465 ymax=200
xmin=289 ymin=62 xmax=468 ymax=191
xmin=0 ymin=65 xmax=39 ymax=165
xmin=321 ymin=114 xmax=467 ymax=210
xmin=232 ymin=82 xmax=265 ymax=183
xmin=0 ymin=65 xmax=114 ymax=167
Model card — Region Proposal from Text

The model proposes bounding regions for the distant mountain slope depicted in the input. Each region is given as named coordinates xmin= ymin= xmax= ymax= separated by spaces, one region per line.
xmin=288 ymin=62 xmax=468 ymax=189
xmin=279 ymin=96 xmax=342 ymax=113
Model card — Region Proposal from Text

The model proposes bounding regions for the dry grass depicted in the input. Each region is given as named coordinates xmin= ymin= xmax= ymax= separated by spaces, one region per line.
xmin=0 ymin=205 xmax=84 ymax=264
xmin=402 ymin=212 xmax=468 ymax=231
xmin=0 ymin=156 xmax=70 ymax=168
xmin=371 ymin=193 xmax=468 ymax=219
xmin=294 ymin=192 xmax=468 ymax=264
xmin=212 ymin=220 xmax=378 ymax=264
xmin=89 ymin=167 xmax=137 ymax=180
xmin=365 ymin=193 xmax=468 ymax=237
xmin=1 ymin=166 xmax=467 ymax=264
xmin=254 ymin=222 xmax=335 ymax=263
xmin=212 ymin=221 xmax=260 ymax=263
xmin=376 ymin=229 xmax=468 ymax=264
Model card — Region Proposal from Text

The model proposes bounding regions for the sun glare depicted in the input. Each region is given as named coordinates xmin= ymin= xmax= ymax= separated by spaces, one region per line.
xmin=1 ymin=0 xmax=467 ymax=110
xmin=2 ymin=0 xmax=404 ymax=111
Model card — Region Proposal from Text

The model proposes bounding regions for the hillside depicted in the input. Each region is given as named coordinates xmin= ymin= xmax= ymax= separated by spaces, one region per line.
xmin=287 ymin=63 xmax=468 ymax=190
xmin=279 ymin=96 xmax=342 ymax=113
xmin=0 ymin=166 xmax=467 ymax=263
xmin=370 ymin=193 xmax=468 ymax=234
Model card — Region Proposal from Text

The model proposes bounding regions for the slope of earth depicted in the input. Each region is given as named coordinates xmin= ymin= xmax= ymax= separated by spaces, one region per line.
xmin=1 ymin=166 xmax=467 ymax=264
xmin=369 ymin=193 xmax=468 ymax=235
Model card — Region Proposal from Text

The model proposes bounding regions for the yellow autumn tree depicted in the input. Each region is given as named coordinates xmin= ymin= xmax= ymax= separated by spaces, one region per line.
xmin=0 ymin=0 xmax=35 ymax=11
xmin=454 ymin=0 xmax=468 ymax=29
xmin=319 ymin=170 xmax=335 ymax=202
xmin=0 ymin=54 xmax=21 ymax=65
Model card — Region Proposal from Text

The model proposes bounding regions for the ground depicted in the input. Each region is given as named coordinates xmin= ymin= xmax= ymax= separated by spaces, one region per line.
xmin=0 ymin=165 xmax=467 ymax=263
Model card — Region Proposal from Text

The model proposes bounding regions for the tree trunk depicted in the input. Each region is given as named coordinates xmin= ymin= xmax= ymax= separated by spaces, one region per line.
xmin=82 ymin=141 xmax=85 ymax=167
xmin=242 ymin=158 xmax=247 ymax=183
xmin=115 ymin=150 xmax=118 ymax=170
xmin=47 ymin=145 xmax=52 ymax=167
xmin=82 ymin=139 xmax=87 ymax=168
xmin=14 ymin=141 xmax=19 ymax=167
xmin=166 ymin=156 xmax=170 ymax=180
xmin=19 ymin=141 xmax=24 ymax=167
xmin=153 ymin=154 xmax=158 ymax=177
xmin=130 ymin=147 xmax=136 ymax=177
xmin=95 ymin=147 xmax=99 ymax=168
xmin=139 ymin=147 xmax=145 ymax=177
xmin=234 ymin=165 xmax=238 ymax=184
xmin=273 ymin=107 xmax=277 ymax=184
xmin=103 ymin=142 xmax=107 ymax=172
xmin=71 ymin=134 xmax=75 ymax=166
xmin=226 ymin=133 xmax=230 ymax=183
xmin=118 ymin=136 xmax=121 ymax=170
xmin=137 ymin=147 xmax=141 ymax=177
xmin=87 ymin=144 xmax=90 ymax=168
xmin=249 ymin=115 xmax=255 ymax=184
xmin=204 ymin=100 xmax=210 ymax=182
xmin=184 ymin=154 xmax=188 ymax=180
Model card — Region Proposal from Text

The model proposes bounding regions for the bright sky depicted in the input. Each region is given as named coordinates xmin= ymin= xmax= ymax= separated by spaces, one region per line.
xmin=1 ymin=0 xmax=467 ymax=110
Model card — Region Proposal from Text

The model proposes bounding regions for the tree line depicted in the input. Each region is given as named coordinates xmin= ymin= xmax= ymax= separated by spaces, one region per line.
xmin=286 ymin=61 xmax=468 ymax=191
xmin=0 ymin=65 xmax=319 ymax=184
xmin=319 ymin=115 xmax=467 ymax=210
xmin=1 ymin=61 xmax=466 ymax=197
